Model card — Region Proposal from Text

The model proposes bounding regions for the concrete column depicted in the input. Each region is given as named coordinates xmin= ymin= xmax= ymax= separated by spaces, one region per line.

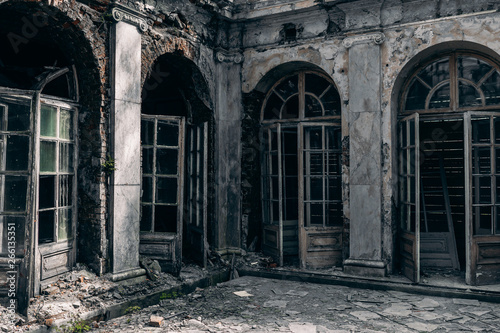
xmin=108 ymin=6 xmax=148 ymax=282
xmin=213 ymin=50 xmax=243 ymax=256
xmin=343 ymin=33 xmax=387 ymax=277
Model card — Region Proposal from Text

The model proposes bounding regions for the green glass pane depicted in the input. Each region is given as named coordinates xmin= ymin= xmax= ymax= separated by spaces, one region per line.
xmin=59 ymin=109 xmax=73 ymax=140
xmin=58 ymin=208 xmax=72 ymax=240
xmin=40 ymin=105 xmax=57 ymax=137
xmin=59 ymin=143 xmax=74 ymax=173
xmin=40 ymin=141 xmax=56 ymax=172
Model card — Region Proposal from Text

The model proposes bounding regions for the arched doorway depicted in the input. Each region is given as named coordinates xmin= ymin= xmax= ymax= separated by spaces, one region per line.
xmin=398 ymin=52 xmax=500 ymax=285
xmin=140 ymin=55 xmax=212 ymax=275
xmin=260 ymin=71 xmax=343 ymax=269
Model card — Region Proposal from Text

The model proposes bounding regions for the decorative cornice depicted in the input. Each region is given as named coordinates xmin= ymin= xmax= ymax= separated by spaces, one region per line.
xmin=111 ymin=4 xmax=151 ymax=32
xmin=342 ymin=32 xmax=385 ymax=49
xmin=215 ymin=50 xmax=244 ymax=64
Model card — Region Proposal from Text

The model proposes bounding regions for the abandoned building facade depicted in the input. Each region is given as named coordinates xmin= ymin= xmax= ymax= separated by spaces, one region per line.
xmin=1 ymin=0 xmax=500 ymax=313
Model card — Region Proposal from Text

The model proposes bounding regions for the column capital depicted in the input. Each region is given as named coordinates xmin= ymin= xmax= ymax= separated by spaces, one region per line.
xmin=215 ymin=49 xmax=244 ymax=64
xmin=110 ymin=3 xmax=152 ymax=32
xmin=342 ymin=32 xmax=385 ymax=49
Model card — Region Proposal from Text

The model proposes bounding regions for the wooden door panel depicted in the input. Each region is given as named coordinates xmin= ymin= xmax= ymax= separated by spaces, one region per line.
xmin=400 ymin=231 xmax=418 ymax=282
xmin=262 ymin=225 xmax=280 ymax=263
xmin=420 ymin=232 xmax=459 ymax=269
xmin=140 ymin=233 xmax=178 ymax=273
xmin=302 ymin=227 xmax=342 ymax=269
xmin=471 ymin=236 xmax=500 ymax=285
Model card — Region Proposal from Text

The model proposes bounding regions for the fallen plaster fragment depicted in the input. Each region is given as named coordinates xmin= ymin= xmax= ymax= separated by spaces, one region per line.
xmin=411 ymin=298 xmax=440 ymax=308
xmin=411 ymin=311 xmax=442 ymax=321
xmin=349 ymin=311 xmax=381 ymax=321
xmin=458 ymin=306 xmax=491 ymax=317
xmin=381 ymin=302 xmax=412 ymax=317
xmin=328 ymin=305 xmax=352 ymax=311
xmin=233 ymin=291 xmax=253 ymax=297
xmin=405 ymin=321 xmax=438 ymax=332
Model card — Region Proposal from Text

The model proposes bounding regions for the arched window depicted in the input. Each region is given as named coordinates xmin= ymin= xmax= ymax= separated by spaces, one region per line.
xmin=399 ymin=52 xmax=500 ymax=285
xmin=260 ymin=71 xmax=343 ymax=268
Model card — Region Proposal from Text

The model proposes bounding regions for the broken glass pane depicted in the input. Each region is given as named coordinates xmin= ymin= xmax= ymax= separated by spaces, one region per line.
xmin=327 ymin=127 xmax=341 ymax=150
xmin=156 ymin=149 xmax=178 ymax=175
xmin=142 ymin=176 xmax=153 ymax=202
xmin=39 ymin=175 xmax=55 ymax=209
xmin=482 ymin=71 xmax=500 ymax=106
xmin=472 ymin=147 xmax=491 ymax=174
xmin=157 ymin=120 xmax=179 ymax=146
xmin=328 ymin=176 xmax=341 ymax=201
xmin=40 ymin=141 xmax=56 ymax=172
xmin=282 ymin=95 xmax=299 ymax=119
xmin=304 ymin=94 xmax=323 ymax=118
xmin=321 ymin=86 xmax=341 ymax=116
xmin=275 ymin=75 xmax=298 ymax=101
xmin=140 ymin=204 xmax=152 ymax=232
xmin=309 ymin=177 xmax=323 ymax=200
xmin=305 ymin=74 xmax=330 ymax=97
xmin=38 ymin=210 xmax=55 ymax=244
xmin=60 ymin=175 xmax=73 ymax=207
xmin=308 ymin=152 xmax=324 ymax=175
xmin=306 ymin=127 xmax=322 ymax=149
xmin=58 ymin=208 xmax=72 ymax=240
xmin=326 ymin=202 xmax=342 ymax=226
xmin=40 ymin=105 xmax=57 ymax=137
xmin=156 ymin=177 xmax=177 ymax=204
xmin=4 ymin=176 xmax=27 ymax=212
xmin=142 ymin=148 xmax=153 ymax=174
xmin=0 ymin=216 xmax=26 ymax=254
xmin=472 ymin=176 xmax=491 ymax=204
xmin=154 ymin=205 xmax=177 ymax=232
xmin=429 ymin=83 xmax=450 ymax=109
xmin=264 ymin=92 xmax=282 ymax=120
xmin=59 ymin=143 xmax=74 ymax=173
xmin=473 ymin=206 xmax=492 ymax=235
xmin=309 ymin=203 xmax=323 ymax=225
xmin=6 ymin=135 xmax=29 ymax=171
xmin=419 ymin=57 xmax=450 ymax=87
xmin=141 ymin=119 xmax=155 ymax=145
xmin=6 ymin=101 xmax=30 ymax=132
xmin=472 ymin=117 xmax=490 ymax=143
xmin=59 ymin=109 xmax=73 ymax=140
xmin=405 ymin=79 xmax=429 ymax=111
xmin=457 ymin=56 xmax=491 ymax=83
xmin=458 ymin=81 xmax=482 ymax=107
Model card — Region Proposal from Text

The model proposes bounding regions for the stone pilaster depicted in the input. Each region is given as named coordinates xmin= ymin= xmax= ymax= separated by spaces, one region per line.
xmin=108 ymin=3 xmax=149 ymax=282
xmin=213 ymin=49 xmax=243 ymax=256
xmin=342 ymin=32 xmax=387 ymax=277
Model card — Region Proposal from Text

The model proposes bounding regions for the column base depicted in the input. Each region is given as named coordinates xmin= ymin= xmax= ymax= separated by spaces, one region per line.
xmin=110 ymin=268 xmax=146 ymax=285
xmin=343 ymin=259 xmax=387 ymax=278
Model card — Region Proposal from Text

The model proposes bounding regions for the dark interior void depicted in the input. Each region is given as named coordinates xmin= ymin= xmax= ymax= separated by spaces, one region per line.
xmin=0 ymin=8 xmax=74 ymax=99
xmin=419 ymin=118 xmax=466 ymax=270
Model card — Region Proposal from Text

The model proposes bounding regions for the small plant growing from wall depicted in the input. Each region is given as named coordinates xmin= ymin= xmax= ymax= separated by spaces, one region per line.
xmin=102 ymin=155 xmax=117 ymax=176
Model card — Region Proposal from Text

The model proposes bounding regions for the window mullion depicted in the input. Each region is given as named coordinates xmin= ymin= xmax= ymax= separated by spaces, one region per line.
xmin=152 ymin=118 xmax=158 ymax=232
xmin=450 ymin=54 xmax=458 ymax=111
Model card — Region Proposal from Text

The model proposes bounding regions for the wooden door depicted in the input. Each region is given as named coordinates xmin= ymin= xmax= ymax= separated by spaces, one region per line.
xmin=465 ymin=112 xmax=500 ymax=285
xmin=298 ymin=124 xmax=343 ymax=269
xmin=35 ymin=98 xmax=78 ymax=291
xmin=184 ymin=122 xmax=208 ymax=267
xmin=399 ymin=113 xmax=420 ymax=282
xmin=261 ymin=124 xmax=284 ymax=265
xmin=0 ymin=92 xmax=35 ymax=314
xmin=140 ymin=116 xmax=184 ymax=275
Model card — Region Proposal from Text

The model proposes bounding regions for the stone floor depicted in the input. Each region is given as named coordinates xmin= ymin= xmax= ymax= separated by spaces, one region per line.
xmin=91 ymin=275 xmax=500 ymax=333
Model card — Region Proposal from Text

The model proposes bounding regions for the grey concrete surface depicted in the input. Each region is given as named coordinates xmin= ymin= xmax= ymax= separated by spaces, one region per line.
xmin=92 ymin=276 xmax=500 ymax=332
